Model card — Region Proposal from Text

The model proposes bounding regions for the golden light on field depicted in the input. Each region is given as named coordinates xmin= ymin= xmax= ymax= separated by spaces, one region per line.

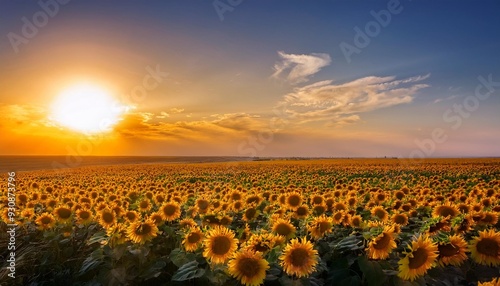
xmin=50 ymin=83 xmax=127 ymax=134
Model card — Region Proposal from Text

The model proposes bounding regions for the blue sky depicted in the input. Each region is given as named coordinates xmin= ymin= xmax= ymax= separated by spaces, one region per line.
xmin=1 ymin=0 xmax=499 ymax=157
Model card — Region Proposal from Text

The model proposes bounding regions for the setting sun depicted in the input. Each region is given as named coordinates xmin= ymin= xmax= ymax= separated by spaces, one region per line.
xmin=50 ymin=83 xmax=127 ymax=134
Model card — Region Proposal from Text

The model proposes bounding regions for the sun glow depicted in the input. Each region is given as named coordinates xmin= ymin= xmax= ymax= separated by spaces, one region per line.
xmin=50 ymin=83 xmax=128 ymax=134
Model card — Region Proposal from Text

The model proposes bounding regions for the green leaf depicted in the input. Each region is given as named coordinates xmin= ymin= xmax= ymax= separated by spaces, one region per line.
xmin=171 ymin=260 xmax=205 ymax=281
xmin=357 ymin=256 xmax=386 ymax=286
xmin=169 ymin=248 xmax=197 ymax=267
xmin=79 ymin=249 xmax=104 ymax=275
xmin=86 ymin=231 xmax=107 ymax=246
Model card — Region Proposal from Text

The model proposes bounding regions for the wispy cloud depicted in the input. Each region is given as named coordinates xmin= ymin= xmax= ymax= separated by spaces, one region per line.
xmin=115 ymin=112 xmax=265 ymax=141
xmin=279 ymin=74 xmax=430 ymax=126
xmin=272 ymin=51 xmax=331 ymax=84
xmin=433 ymin=95 xmax=458 ymax=104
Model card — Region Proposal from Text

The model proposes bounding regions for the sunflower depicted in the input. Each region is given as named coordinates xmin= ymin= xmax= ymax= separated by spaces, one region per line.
xmin=478 ymin=277 xmax=500 ymax=286
xmin=243 ymin=206 xmax=259 ymax=222
xmin=391 ymin=213 xmax=409 ymax=226
xmin=148 ymin=212 xmax=164 ymax=225
xmin=307 ymin=215 xmax=333 ymax=239
xmin=183 ymin=227 xmax=204 ymax=252
xmin=53 ymin=206 xmax=73 ymax=223
xmin=124 ymin=210 xmax=141 ymax=223
xmin=286 ymin=192 xmax=303 ymax=210
xmin=280 ymin=237 xmax=318 ymax=278
xmin=160 ymin=202 xmax=181 ymax=221
xmin=137 ymin=199 xmax=152 ymax=212
xmin=367 ymin=226 xmax=397 ymax=260
xmin=98 ymin=208 xmax=116 ymax=229
xmin=469 ymin=229 xmax=500 ymax=266
xmin=35 ymin=213 xmax=56 ymax=230
xmin=179 ymin=218 xmax=198 ymax=229
xmin=126 ymin=219 xmax=159 ymax=244
xmin=76 ymin=209 xmax=93 ymax=225
xmin=294 ymin=205 xmax=309 ymax=219
xmin=432 ymin=203 xmax=459 ymax=219
xmin=228 ymin=249 xmax=269 ymax=286
xmin=106 ymin=224 xmax=128 ymax=247
xmin=244 ymin=233 xmax=278 ymax=254
xmin=398 ymin=235 xmax=438 ymax=281
xmin=437 ymin=235 xmax=468 ymax=267
xmin=349 ymin=215 xmax=363 ymax=228
xmin=271 ymin=218 xmax=296 ymax=239
xmin=203 ymin=226 xmax=238 ymax=264
xmin=331 ymin=210 xmax=345 ymax=225
xmin=371 ymin=206 xmax=389 ymax=222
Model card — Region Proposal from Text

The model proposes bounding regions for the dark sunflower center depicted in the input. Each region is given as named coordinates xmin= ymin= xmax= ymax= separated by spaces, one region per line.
xmin=374 ymin=209 xmax=386 ymax=219
xmin=253 ymin=242 xmax=270 ymax=252
xmin=135 ymin=223 xmax=152 ymax=235
xmin=394 ymin=215 xmax=407 ymax=224
xmin=373 ymin=233 xmax=391 ymax=250
xmin=79 ymin=211 xmax=90 ymax=219
xmin=314 ymin=206 xmax=325 ymax=215
xmin=288 ymin=195 xmax=301 ymax=207
xmin=126 ymin=212 xmax=136 ymax=220
xmin=275 ymin=223 xmax=293 ymax=236
xmin=41 ymin=216 xmax=52 ymax=224
xmin=318 ymin=221 xmax=331 ymax=233
xmin=163 ymin=204 xmax=178 ymax=216
xmin=237 ymin=257 xmax=260 ymax=277
xmin=476 ymin=238 xmax=499 ymax=256
xmin=333 ymin=212 xmax=343 ymax=221
xmin=187 ymin=232 xmax=201 ymax=243
xmin=296 ymin=207 xmax=307 ymax=216
xmin=408 ymin=248 xmax=428 ymax=269
xmin=57 ymin=208 xmax=72 ymax=219
xmin=102 ymin=212 xmax=114 ymax=223
xmin=245 ymin=208 xmax=257 ymax=219
xmin=290 ymin=248 xmax=309 ymax=267
xmin=198 ymin=200 xmax=209 ymax=210
xmin=140 ymin=201 xmax=149 ymax=208
xmin=438 ymin=206 xmax=456 ymax=217
xmin=438 ymin=243 xmax=459 ymax=257
xmin=212 ymin=236 xmax=231 ymax=255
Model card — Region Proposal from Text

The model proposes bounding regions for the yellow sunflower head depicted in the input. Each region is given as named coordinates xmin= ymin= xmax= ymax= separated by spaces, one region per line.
xmin=437 ymin=235 xmax=468 ymax=267
xmin=182 ymin=227 xmax=204 ymax=252
xmin=367 ymin=226 xmax=397 ymax=260
xmin=202 ymin=226 xmax=238 ymax=264
xmin=307 ymin=215 xmax=333 ymax=240
xmin=469 ymin=229 xmax=500 ymax=266
xmin=228 ymin=249 xmax=269 ymax=286
xmin=398 ymin=235 xmax=438 ymax=281
xmin=35 ymin=212 xmax=56 ymax=230
xmin=160 ymin=202 xmax=181 ymax=222
xmin=279 ymin=237 xmax=318 ymax=278
xmin=126 ymin=219 xmax=159 ymax=244
xmin=271 ymin=218 xmax=296 ymax=239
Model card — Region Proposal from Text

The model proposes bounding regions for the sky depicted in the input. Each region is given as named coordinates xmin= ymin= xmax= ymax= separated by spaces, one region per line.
xmin=0 ymin=0 xmax=499 ymax=158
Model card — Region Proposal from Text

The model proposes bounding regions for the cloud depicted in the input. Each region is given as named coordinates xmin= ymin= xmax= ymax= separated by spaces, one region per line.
xmin=272 ymin=51 xmax=331 ymax=84
xmin=156 ymin=111 xmax=170 ymax=119
xmin=433 ymin=95 xmax=458 ymax=104
xmin=115 ymin=112 xmax=266 ymax=141
xmin=280 ymin=74 xmax=430 ymax=126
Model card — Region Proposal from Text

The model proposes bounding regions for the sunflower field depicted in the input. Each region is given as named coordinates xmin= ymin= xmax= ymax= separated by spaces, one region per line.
xmin=1 ymin=159 xmax=500 ymax=286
